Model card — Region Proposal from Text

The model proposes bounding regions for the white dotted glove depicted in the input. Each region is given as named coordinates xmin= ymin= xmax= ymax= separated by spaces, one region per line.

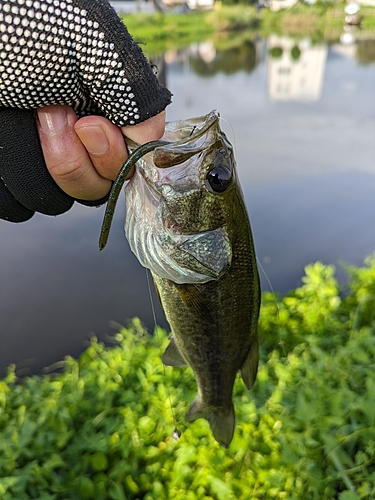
xmin=0 ymin=0 xmax=172 ymax=221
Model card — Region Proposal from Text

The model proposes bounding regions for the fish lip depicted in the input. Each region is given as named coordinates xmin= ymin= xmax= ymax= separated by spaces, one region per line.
xmin=165 ymin=109 xmax=220 ymax=145
xmin=126 ymin=108 xmax=221 ymax=196
xmin=126 ymin=109 xmax=220 ymax=152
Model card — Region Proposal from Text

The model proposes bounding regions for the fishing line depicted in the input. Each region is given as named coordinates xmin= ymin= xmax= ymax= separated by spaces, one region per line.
xmin=257 ymin=257 xmax=277 ymax=298
xmin=145 ymin=268 xmax=181 ymax=440
xmin=256 ymin=257 xmax=284 ymax=354
xmin=219 ymin=116 xmax=237 ymax=151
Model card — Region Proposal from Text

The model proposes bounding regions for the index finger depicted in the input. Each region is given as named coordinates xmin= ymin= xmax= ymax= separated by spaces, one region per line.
xmin=121 ymin=110 xmax=166 ymax=145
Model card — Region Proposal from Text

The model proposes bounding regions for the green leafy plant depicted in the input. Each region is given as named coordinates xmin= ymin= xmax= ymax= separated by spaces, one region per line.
xmin=1 ymin=259 xmax=375 ymax=499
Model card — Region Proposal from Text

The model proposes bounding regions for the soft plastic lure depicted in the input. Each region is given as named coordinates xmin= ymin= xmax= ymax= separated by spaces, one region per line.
xmin=99 ymin=140 xmax=170 ymax=251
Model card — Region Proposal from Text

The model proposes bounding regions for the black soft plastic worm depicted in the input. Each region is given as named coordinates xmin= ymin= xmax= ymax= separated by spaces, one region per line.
xmin=99 ymin=140 xmax=170 ymax=251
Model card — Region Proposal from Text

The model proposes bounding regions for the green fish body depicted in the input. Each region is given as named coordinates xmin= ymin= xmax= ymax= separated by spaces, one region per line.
xmin=104 ymin=110 xmax=260 ymax=447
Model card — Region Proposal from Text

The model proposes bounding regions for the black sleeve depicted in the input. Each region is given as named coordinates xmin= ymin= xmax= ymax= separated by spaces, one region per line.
xmin=0 ymin=108 xmax=74 ymax=222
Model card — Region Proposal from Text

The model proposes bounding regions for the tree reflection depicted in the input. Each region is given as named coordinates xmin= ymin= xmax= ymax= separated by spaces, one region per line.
xmin=190 ymin=39 xmax=258 ymax=76
xmin=356 ymin=40 xmax=375 ymax=65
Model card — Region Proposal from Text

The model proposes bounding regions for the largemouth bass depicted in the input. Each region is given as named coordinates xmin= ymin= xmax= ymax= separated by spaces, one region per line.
xmin=99 ymin=110 xmax=260 ymax=447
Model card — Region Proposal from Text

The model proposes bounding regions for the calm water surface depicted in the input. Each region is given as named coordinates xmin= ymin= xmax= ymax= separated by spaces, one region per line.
xmin=1 ymin=34 xmax=375 ymax=374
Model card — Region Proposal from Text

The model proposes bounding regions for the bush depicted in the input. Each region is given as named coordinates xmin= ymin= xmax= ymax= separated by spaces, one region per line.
xmin=1 ymin=259 xmax=375 ymax=499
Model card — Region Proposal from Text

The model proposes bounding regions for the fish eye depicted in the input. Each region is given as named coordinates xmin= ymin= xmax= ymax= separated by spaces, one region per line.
xmin=206 ymin=165 xmax=232 ymax=193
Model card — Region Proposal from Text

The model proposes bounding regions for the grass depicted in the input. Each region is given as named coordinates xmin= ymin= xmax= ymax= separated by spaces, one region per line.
xmin=121 ymin=3 xmax=375 ymax=56
xmin=122 ymin=11 xmax=215 ymax=55
xmin=2 ymin=259 xmax=375 ymax=498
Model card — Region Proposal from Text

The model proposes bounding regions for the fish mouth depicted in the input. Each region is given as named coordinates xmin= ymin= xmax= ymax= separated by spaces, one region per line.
xmin=124 ymin=110 xmax=232 ymax=284
xmin=127 ymin=110 xmax=222 ymax=195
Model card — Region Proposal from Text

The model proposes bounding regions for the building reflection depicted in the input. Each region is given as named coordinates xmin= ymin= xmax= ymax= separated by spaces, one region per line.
xmin=151 ymin=34 xmax=375 ymax=105
xmin=160 ymin=37 xmax=263 ymax=78
xmin=267 ymin=35 xmax=328 ymax=101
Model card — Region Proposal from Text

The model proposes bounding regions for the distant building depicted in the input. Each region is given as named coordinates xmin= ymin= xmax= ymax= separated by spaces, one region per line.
xmin=109 ymin=0 xmax=155 ymax=14
xmin=269 ymin=0 xmax=298 ymax=12
xmin=109 ymin=0 xmax=214 ymax=13
xmin=267 ymin=35 xmax=328 ymax=101
xmin=356 ymin=0 xmax=375 ymax=5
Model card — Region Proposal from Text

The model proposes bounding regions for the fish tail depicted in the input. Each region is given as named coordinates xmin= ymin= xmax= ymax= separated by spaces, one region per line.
xmin=185 ymin=397 xmax=235 ymax=448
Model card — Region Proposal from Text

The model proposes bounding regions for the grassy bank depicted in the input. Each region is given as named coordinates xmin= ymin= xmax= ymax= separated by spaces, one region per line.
xmin=260 ymin=3 xmax=375 ymax=38
xmin=122 ymin=4 xmax=375 ymax=55
xmin=1 ymin=258 xmax=375 ymax=498
xmin=123 ymin=11 xmax=215 ymax=55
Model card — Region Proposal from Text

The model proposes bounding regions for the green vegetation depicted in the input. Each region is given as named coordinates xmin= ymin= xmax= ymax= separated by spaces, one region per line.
xmin=2 ymin=257 xmax=375 ymax=498
xmin=122 ymin=4 xmax=375 ymax=56
xmin=259 ymin=3 xmax=335 ymax=38
xmin=122 ymin=11 xmax=215 ymax=55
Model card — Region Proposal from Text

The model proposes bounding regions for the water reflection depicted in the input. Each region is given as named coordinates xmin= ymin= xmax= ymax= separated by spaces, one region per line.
xmin=161 ymin=36 xmax=265 ymax=77
xmin=188 ymin=39 xmax=258 ymax=75
xmin=158 ymin=31 xmax=375 ymax=99
xmin=267 ymin=36 xmax=327 ymax=101
xmin=1 ymin=33 xmax=375 ymax=374
xmin=0 ymin=201 xmax=168 ymax=376
xmin=356 ymin=39 xmax=375 ymax=64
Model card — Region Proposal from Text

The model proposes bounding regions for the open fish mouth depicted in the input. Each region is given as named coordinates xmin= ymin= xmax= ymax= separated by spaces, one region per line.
xmin=124 ymin=110 xmax=233 ymax=284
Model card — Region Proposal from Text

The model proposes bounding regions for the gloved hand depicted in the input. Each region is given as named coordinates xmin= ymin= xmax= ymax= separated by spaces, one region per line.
xmin=0 ymin=0 xmax=172 ymax=222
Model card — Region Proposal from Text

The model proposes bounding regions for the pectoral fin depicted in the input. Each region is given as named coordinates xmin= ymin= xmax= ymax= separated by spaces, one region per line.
xmin=152 ymin=279 xmax=165 ymax=316
xmin=162 ymin=336 xmax=187 ymax=367
xmin=175 ymin=283 xmax=211 ymax=317
xmin=240 ymin=339 xmax=259 ymax=390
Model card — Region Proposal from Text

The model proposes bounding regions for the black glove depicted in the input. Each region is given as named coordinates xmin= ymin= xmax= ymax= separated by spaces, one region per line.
xmin=0 ymin=0 xmax=172 ymax=222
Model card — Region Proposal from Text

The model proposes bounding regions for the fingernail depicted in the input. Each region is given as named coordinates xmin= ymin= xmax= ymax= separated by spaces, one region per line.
xmin=75 ymin=125 xmax=110 ymax=155
xmin=37 ymin=106 xmax=68 ymax=135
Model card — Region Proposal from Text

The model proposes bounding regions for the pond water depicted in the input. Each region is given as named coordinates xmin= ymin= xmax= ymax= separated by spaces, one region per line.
xmin=1 ymin=33 xmax=375 ymax=375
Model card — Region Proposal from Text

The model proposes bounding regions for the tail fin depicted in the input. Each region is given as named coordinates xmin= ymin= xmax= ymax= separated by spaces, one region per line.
xmin=185 ymin=396 xmax=235 ymax=448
